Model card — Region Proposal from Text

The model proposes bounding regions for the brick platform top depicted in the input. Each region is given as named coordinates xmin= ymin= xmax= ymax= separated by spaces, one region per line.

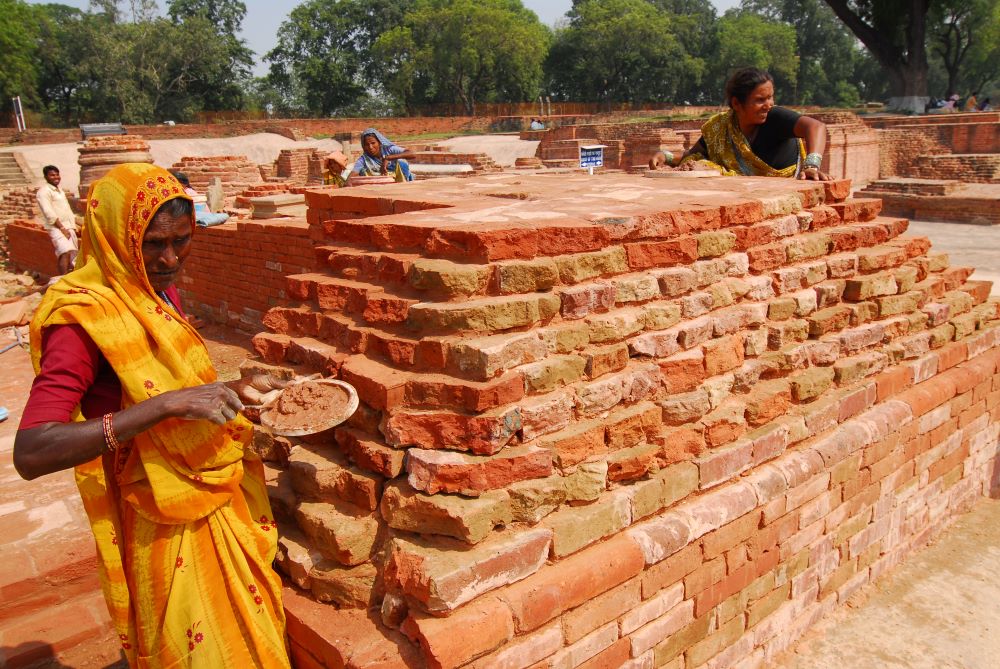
xmin=244 ymin=171 xmax=1000 ymax=669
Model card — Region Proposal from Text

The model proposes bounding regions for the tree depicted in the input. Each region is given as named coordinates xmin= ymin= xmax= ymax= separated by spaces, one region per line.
xmin=545 ymin=0 xmax=702 ymax=104
xmin=741 ymin=0 xmax=872 ymax=106
xmin=166 ymin=0 xmax=254 ymax=110
xmin=265 ymin=0 xmax=412 ymax=115
xmin=713 ymin=11 xmax=799 ymax=102
xmin=821 ymin=0 xmax=931 ymax=107
xmin=929 ymin=0 xmax=996 ymax=97
xmin=375 ymin=0 xmax=549 ymax=114
xmin=0 ymin=0 xmax=41 ymax=117
xmin=650 ymin=0 xmax=719 ymax=103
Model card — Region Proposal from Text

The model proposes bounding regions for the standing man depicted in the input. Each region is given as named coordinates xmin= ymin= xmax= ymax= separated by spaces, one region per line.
xmin=36 ymin=165 xmax=79 ymax=276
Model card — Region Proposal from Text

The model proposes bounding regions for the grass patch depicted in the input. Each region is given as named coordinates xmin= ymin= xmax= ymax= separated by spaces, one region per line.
xmin=393 ymin=129 xmax=501 ymax=142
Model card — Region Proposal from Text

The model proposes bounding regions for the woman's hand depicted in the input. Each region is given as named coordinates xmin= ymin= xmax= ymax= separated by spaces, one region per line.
xmin=380 ymin=158 xmax=390 ymax=175
xmin=798 ymin=167 xmax=831 ymax=181
xmin=160 ymin=382 xmax=245 ymax=425
xmin=14 ymin=381 xmax=245 ymax=480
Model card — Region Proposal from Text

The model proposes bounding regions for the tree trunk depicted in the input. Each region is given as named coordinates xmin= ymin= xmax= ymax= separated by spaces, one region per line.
xmin=823 ymin=0 xmax=930 ymax=99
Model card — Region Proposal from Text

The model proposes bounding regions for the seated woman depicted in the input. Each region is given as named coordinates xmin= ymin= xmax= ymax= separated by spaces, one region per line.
xmin=14 ymin=163 xmax=290 ymax=668
xmin=353 ymin=128 xmax=416 ymax=182
xmin=649 ymin=67 xmax=831 ymax=181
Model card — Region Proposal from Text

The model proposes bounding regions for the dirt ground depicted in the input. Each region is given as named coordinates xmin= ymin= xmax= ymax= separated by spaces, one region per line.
xmin=775 ymin=497 xmax=1000 ymax=669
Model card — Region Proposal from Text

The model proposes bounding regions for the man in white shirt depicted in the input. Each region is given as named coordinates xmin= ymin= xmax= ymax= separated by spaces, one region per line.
xmin=36 ymin=165 xmax=79 ymax=275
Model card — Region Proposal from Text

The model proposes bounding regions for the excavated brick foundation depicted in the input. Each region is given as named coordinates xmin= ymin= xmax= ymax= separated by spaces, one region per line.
xmin=244 ymin=172 xmax=1000 ymax=669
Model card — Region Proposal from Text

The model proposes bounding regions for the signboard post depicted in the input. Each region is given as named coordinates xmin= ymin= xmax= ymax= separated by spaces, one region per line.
xmin=579 ymin=144 xmax=606 ymax=176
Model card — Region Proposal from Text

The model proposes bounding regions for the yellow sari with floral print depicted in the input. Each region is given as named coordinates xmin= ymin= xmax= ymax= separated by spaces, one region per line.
xmin=680 ymin=110 xmax=805 ymax=177
xmin=29 ymin=163 xmax=289 ymax=668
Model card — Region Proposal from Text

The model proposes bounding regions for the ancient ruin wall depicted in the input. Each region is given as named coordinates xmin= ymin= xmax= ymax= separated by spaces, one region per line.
xmin=244 ymin=173 xmax=1000 ymax=669
xmin=169 ymin=155 xmax=264 ymax=196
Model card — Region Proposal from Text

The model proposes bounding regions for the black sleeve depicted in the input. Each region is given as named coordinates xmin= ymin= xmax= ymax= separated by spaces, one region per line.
xmin=765 ymin=106 xmax=801 ymax=138
xmin=693 ymin=137 xmax=708 ymax=155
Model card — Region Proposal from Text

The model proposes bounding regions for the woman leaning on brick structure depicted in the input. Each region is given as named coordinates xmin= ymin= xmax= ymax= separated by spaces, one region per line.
xmin=650 ymin=67 xmax=832 ymax=181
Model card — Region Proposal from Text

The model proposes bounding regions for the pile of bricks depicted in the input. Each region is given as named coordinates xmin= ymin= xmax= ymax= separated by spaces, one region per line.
xmin=234 ymin=183 xmax=297 ymax=209
xmin=0 ymin=186 xmax=39 ymax=222
xmin=77 ymin=135 xmax=154 ymax=197
xmin=169 ymin=155 xmax=263 ymax=196
xmin=238 ymin=173 xmax=1000 ymax=669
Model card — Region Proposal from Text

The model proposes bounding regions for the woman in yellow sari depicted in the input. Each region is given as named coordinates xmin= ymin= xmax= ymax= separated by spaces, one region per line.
xmin=14 ymin=163 xmax=290 ymax=668
xmin=650 ymin=67 xmax=831 ymax=181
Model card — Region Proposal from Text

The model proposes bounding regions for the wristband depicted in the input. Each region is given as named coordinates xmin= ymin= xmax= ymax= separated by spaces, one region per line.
xmin=804 ymin=153 xmax=822 ymax=169
xmin=662 ymin=150 xmax=674 ymax=165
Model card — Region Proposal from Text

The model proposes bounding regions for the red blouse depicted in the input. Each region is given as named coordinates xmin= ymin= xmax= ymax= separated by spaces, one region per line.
xmin=19 ymin=286 xmax=186 ymax=430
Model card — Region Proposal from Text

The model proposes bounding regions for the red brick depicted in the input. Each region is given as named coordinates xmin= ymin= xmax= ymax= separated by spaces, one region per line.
xmin=402 ymin=595 xmax=514 ymax=669
xmin=659 ymin=349 xmax=706 ymax=394
xmin=704 ymin=334 xmax=744 ymax=376
xmin=498 ymin=534 xmax=645 ymax=632
xmin=624 ymin=238 xmax=699 ymax=270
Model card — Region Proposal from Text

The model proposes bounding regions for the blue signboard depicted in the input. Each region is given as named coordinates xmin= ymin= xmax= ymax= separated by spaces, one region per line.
xmin=579 ymin=144 xmax=606 ymax=169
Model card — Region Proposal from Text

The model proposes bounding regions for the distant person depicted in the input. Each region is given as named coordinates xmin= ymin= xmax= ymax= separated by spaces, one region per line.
xmin=529 ymin=118 xmax=545 ymax=130
xmin=965 ymin=92 xmax=979 ymax=112
xmin=170 ymin=170 xmax=229 ymax=227
xmin=649 ymin=67 xmax=831 ymax=180
xmin=943 ymin=93 xmax=960 ymax=111
xmin=980 ymin=97 xmax=993 ymax=111
xmin=36 ymin=165 xmax=79 ymax=276
xmin=353 ymin=128 xmax=415 ymax=182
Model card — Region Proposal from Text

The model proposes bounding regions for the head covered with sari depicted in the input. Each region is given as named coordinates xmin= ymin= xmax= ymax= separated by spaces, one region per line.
xmin=354 ymin=127 xmax=414 ymax=181
xmin=31 ymin=162 xmax=253 ymax=522
xmin=28 ymin=164 xmax=275 ymax=664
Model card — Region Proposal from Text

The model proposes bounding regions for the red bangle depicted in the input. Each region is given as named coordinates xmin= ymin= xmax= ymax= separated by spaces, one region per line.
xmin=102 ymin=413 xmax=121 ymax=453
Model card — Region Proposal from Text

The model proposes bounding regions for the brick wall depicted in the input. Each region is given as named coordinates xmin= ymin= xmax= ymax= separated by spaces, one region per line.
xmin=178 ymin=218 xmax=316 ymax=331
xmin=170 ymin=155 xmax=264 ymax=196
xmin=6 ymin=220 xmax=59 ymax=276
xmin=906 ymin=154 xmax=1000 ymax=182
xmin=238 ymin=173 xmax=1000 ymax=669
xmin=3 ymin=213 xmax=316 ymax=330
xmin=860 ymin=180 xmax=1000 ymax=226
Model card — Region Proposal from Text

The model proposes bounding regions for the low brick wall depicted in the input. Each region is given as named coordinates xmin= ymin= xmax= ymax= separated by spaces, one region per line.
xmin=860 ymin=179 xmax=1000 ymax=226
xmin=178 ymin=217 xmax=316 ymax=331
xmin=239 ymin=173 xmax=1000 ymax=669
xmin=6 ymin=220 xmax=59 ymax=276
xmin=3 ymin=214 xmax=316 ymax=330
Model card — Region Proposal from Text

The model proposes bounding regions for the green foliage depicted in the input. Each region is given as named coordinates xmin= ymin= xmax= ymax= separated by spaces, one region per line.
xmin=0 ymin=0 xmax=41 ymax=110
xmin=928 ymin=0 xmax=1000 ymax=97
xmin=166 ymin=0 xmax=255 ymax=110
xmin=713 ymin=11 xmax=798 ymax=101
xmin=265 ymin=0 xmax=412 ymax=116
xmin=375 ymin=0 xmax=549 ymax=114
xmin=545 ymin=0 xmax=703 ymax=104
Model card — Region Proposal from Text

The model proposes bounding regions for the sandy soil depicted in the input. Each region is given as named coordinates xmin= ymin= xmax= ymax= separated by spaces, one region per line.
xmin=435 ymin=134 xmax=540 ymax=166
xmin=4 ymin=133 xmax=540 ymax=192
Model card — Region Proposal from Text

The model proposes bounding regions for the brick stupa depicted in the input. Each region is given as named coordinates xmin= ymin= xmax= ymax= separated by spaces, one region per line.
xmin=244 ymin=172 xmax=1000 ymax=669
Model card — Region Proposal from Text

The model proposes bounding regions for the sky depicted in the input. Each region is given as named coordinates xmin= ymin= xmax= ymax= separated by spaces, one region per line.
xmin=29 ymin=0 xmax=741 ymax=75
